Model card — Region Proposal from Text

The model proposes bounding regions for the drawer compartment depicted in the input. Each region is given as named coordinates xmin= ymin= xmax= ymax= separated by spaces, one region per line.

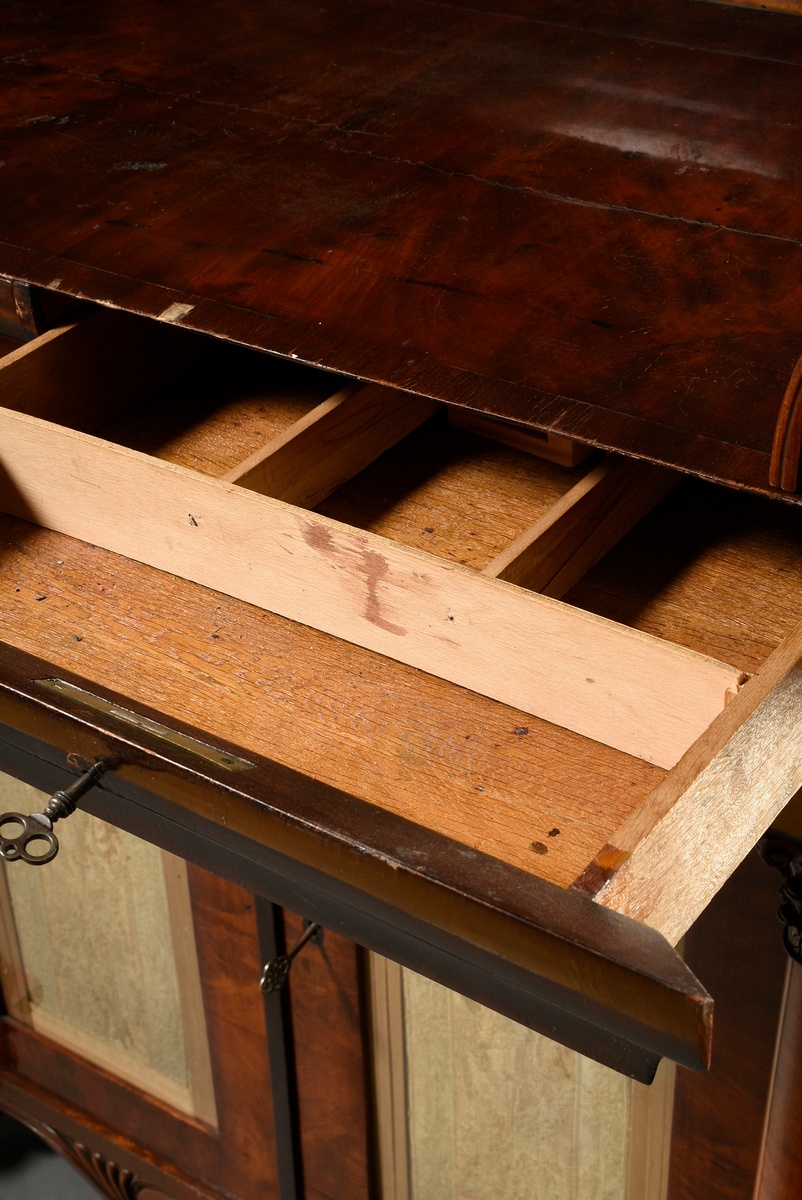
xmin=0 ymin=310 xmax=744 ymax=768
xmin=1 ymin=304 xmax=802 ymax=1079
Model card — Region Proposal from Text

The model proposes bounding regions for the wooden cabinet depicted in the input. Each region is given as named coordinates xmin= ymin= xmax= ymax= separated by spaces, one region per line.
xmin=0 ymin=782 xmax=373 ymax=1200
xmin=3 ymin=0 xmax=802 ymax=1194
xmin=0 ymin=297 xmax=798 ymax=1198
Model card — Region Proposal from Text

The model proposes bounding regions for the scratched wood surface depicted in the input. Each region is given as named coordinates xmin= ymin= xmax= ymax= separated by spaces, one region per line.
xmin=2 ymin=0 xmax=802 ymax=496
xmin=0 ymin=400 xmax=741 ymax=767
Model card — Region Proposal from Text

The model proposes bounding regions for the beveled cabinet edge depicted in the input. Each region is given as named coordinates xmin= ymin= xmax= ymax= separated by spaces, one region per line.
xmin=587 ymin=618 xmax=802 ymax=945
xmin=0 ymin=642 xmax=710 ymax=1082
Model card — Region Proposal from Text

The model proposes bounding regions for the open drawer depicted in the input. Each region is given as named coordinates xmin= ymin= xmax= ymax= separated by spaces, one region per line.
xmin=1 ymin=305 xmax=802 ymax=1082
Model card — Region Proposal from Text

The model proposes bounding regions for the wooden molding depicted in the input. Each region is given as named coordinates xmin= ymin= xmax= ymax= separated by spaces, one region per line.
xmin=368 ymin=955 xmax=410 ymax=1200
xmin=448 ymin=407 xmax=595 ymax=468
xmin=770 ymin=353 xmax=802 ymax=492
xmin=20 ymin=1117 xmax=172 ymax=1199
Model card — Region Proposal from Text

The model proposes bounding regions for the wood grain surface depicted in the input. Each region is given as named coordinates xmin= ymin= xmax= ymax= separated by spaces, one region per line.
xmin=226 ymin=382 xmax=438 ymax=508
xmin=752 ymin=962 xmax=802 ymax=1200
xmin=0 ymin=402 xmax=742 ymax=767
xmin=2 ymin=1 xmax=802 ymax=494
xmin=0 ymin=797 xmax=199 ymax=1113
xmin=0 ymin=312 xmax=207 ymax=431
xmin=317 ymin=411 xmax=583 ymax=569
xmin=283 ymin=912 xmax=372 ymax=1200
xmin=0 ymin=514 xmax=661 ymax=888
xmin=592 ymin=621 xmax=802 ymax=943
xmin=566 ymin=478 xmax=802 ymax=673
xmin=484 ymin=456 xmax=678 ymax=597
xmin=1 ymin=864 xmax=282 ymax=1200
xmin=400 ymin=968 xmax=632 ymax=1200
xmin=99 ymin=341 xmax=342 ymax=477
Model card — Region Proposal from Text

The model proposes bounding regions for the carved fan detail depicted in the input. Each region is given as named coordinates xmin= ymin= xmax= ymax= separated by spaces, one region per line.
xmin=19 ymin=1117 xmax=174 ymax=1200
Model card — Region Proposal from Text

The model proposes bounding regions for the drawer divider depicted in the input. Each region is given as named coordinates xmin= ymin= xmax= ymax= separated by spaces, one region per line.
xmin=0 ymin=311 xmax=209 ymax=431
xmin=0 ymin=404 xmax=742 ymax=768
xmin=223 ymin=382 xmax=437 ymax=509
xmin=483 ymin=456 xmax=678 ymax=598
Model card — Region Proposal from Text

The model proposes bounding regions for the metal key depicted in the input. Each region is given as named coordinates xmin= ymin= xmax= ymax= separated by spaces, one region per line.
xmin=260 ymin=921 xmax=323 ymax=993
xmin=0 ymin=761 xmax=110 ymax=866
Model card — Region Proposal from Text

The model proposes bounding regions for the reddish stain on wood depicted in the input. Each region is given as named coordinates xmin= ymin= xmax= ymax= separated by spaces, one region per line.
xmin=361 ymin=548 xmax=406 ymax=636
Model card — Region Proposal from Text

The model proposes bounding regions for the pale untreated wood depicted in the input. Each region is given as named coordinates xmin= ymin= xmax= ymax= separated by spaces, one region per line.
xmin=0 ymin=406 xmax=741 ymax=767
xmin=373 ymin=956 xmax=674 ymax=1200
xmin=318 ymin=416 xmax=581 ymax=570
xmin=448 ymin=409 xmax=595 ymax=468
xmin=627 ymin=1063 xmax=675 ymax=1200
xmin=1 ymin=799 xmax=200 ymax=1114
xmin=0 ymin=860 xmax=30 ymax=1022
xmin=369 ymin=955 xmax=410 ymax=1200
xmin=400 ymin=967 xmax=631 ymax=1200
xmin=225 ymin=382 xmax=438 ymax=507
xmin=484 ymin=458 xmax=678 ymax=598
xmin=29 ymin=1007 xmax=198 ymax=1117
xmin=100 ymin=349 xmax=338 ymax=478
xmin=0 ymin=516 xmax=660 ymax=887
xmin=594 ymin=621 xmax=802 ymax=944
xmin=161 ymin=854 xmax=218 ymax=1128
xmin=564 ymin=480 xmax=802 ymax=674
xmin=0 ymin=312 xmax=207 ymax=432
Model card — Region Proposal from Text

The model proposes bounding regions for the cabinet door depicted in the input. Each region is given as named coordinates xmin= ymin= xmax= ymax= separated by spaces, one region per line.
xmin=367 ymin=849 xmax=798 ymax=1200
xmin=0 ymin=774 xmax=372 ymax=1200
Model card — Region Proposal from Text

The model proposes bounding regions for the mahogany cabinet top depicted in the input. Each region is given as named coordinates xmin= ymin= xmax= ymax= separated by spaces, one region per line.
xmin=3 ymin=0 xmax=802 ymax=496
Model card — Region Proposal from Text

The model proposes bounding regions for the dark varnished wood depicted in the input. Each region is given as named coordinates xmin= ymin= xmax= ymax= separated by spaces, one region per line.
xmin=0 ymin=275 xmax=84 ymax=341
xmin=668 ymin=851 xmax=788 ymax=1200
xmin=2 ymin=1 xmax=802 ymax=494
xmin=0 ymin=863 xmax=282 ymax=1199
xmin=0 ymin=1081 xmax=216 ymax=1200
xmin=36 ymin=1123 xmax=174 ymax=1200
xmin=282 ymin=912 xmax=373 ymax=1200
xmin=752 ymin=961 xmax=802 ymax=1200
xmin=770 ymin=357 xmax=802 ymax=491
xmin=256 ymin=901 xmax=305 ymax=1200
xmin=0 ymin=640 xmax=710 ymax=1080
